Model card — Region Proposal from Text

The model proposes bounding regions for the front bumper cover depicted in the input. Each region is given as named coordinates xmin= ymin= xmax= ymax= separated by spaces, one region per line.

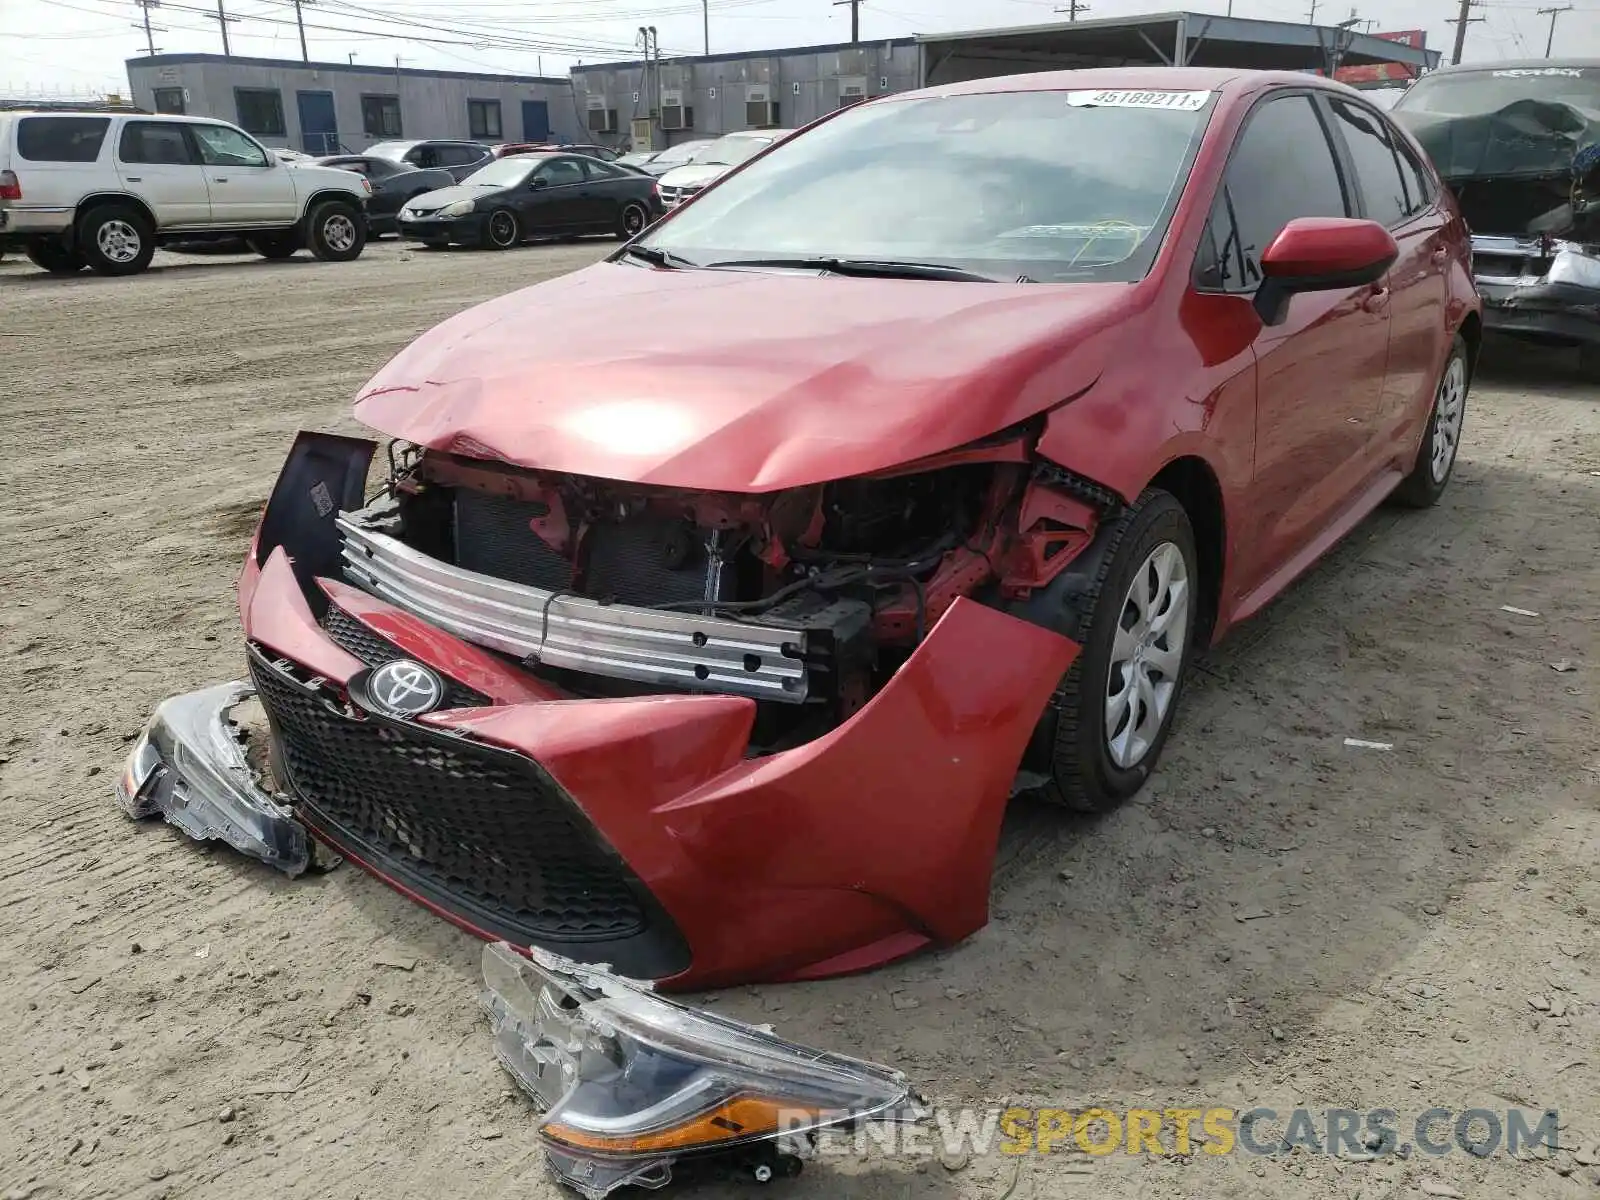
xmin=1472 ymin=236 xmax=1600 ymax=346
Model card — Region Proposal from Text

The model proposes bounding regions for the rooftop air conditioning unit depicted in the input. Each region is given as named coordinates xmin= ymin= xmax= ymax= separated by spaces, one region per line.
xmin=838 ymin=74 xmax=868 ymax=108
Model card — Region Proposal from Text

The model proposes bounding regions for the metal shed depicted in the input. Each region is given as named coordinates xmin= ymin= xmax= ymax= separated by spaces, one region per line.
xmin=916 ymin=13 xmax=1439 ymax=87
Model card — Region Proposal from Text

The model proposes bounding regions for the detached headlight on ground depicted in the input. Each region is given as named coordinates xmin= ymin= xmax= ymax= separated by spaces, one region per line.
xmin=482 ymin=942 xmax=925 ymax=1198
xmin=440 ymin=199 xmax=475 ymax=217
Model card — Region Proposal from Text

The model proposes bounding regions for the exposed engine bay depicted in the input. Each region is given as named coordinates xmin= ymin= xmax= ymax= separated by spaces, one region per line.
xmin=336 ymin=445 xmax=1029 ymax=749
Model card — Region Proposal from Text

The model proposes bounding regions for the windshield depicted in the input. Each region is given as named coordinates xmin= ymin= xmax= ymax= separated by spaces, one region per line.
xmin=636 ymin=89 xmax=1213 ymax=283
xmin=462 ymin=157 xmax=540 ymax=186
xmin=1395 ymin=67 xmax=1600 ymax=115
xmin=699 ymin=133 xmax=778 ymax=166
xmin=652 ymin=140 xmax=713 ymax=167
xmin=364 ymin=141 xmax=411 ymax=158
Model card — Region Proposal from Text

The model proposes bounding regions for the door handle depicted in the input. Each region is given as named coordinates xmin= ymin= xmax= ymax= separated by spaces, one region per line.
xmin=1431 ymin=247 xmax=1448 ymax=264
xmin=1362 ymin=284 xmax=1390 ymax=313
xmin=214 ymin=177 xmax=229 ymax=183
xmin=125 ymin=176 xmax=141 ymax=182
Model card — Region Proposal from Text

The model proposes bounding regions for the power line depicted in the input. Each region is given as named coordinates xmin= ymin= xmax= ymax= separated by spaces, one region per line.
xmin=1535 ymin=3 xmax=1573 ymax=54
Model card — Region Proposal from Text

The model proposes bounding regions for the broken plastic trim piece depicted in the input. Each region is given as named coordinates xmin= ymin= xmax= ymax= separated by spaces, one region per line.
xmin=481 ymin=942 xmax=927 ymax=1199
xmin=115 ymin=680 xmax=311 ymax=876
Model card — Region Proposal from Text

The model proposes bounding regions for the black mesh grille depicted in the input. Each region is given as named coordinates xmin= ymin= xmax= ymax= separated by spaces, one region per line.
xmin=452 ymin=488 xmax=574 ymax=591
xmin=584 ymin=516 xmax=717 ymax=607
xmin=319 ymin=604 xmax=490 ymax=710
xmin=249 ymin=649 xmax=651 ymax=943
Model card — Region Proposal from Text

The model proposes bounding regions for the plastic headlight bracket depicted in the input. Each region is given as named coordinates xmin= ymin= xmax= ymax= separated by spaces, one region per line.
xmin=481 ymin=942 xmax=927 ymax=1199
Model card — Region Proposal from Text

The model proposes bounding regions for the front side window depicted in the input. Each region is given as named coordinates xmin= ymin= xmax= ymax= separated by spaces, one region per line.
xmin=1221 ymin=94 xmax=1349 ymax=288
xmin=153 ymin=88 xmax=186 ymax=115
xmin=191 ymin=123 xmax=269 ymax=168
xmin=468 ymin=100 xmax=503 ymax=140
xmin=117 ymin=121 xmax=196 ymax=166
xmin=582 ymin=158 xmax=625 ymax=180
xmin=17 ymin=116 xmax=109 ymax=162
xmin=361 ymin=94 xmax=402 ymax=138
xmin=1327 ymin=98 xmax=1409 ymax=228
xmin=233 ymin=88 xmax=286 ymax=138
xmin=638 ymin=89 xmax=1214 ymax=283
xmin=536 ymin=158 xmax=586 ymax=188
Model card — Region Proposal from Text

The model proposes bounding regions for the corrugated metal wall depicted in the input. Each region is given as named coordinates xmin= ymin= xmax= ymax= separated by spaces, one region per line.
xmin=126 ymin=58 xmax=580 ymax=153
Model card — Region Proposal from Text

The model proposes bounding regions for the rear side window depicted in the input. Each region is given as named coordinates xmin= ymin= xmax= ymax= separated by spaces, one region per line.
xmin=1327 ymin=98 xmax=1410 ymax=228
xmin=119 ymin=122 xmax=198 ymax=166
xmin=1221 ymin=94 xmax=1349 ymax=288
xmin=437 ymin=144 xmax=486 ymax=167
xmin=17 ymin=116 xmax=110 ymax=163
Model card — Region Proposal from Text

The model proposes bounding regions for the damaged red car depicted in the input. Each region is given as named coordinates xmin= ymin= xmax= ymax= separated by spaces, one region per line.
xmin=121 ymin=68 xmax=1481 ymax=993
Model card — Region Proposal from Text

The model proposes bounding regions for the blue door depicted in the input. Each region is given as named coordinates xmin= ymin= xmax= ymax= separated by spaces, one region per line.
xmin=522 ymin=100 xmax=550 ymax=142
xmin=296 ymin=90 xmax=338 ymax=155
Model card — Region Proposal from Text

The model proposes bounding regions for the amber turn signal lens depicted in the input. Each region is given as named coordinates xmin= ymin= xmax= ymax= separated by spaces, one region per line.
xmin=544 ymin=1097 xmax=826 ymax=1155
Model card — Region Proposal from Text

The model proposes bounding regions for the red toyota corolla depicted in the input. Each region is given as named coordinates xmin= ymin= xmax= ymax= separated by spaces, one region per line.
xmin=121 ymin=67 xmax=1479 ymax=992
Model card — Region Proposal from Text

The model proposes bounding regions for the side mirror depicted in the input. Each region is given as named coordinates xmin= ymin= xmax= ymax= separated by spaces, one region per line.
xmin=1253 ymin=217 xmax=1398 ymax=326
xmin=531 ymin=176 xmax=549 ymax=190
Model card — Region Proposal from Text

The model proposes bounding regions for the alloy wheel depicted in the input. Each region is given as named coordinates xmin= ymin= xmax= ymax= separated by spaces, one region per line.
xmin=96 ymin=220 xmax=142 ymax=264
xmin=1105 ymin=541 xmax=1190 ymax=769
xmin=1430 ymin=355 xmax=1466 ymax=483
xmin=489 ymin=212 xmax=517 ymax=247
xmin=323 ymin=214 xmax=357 ymax=253
xmin=622 ymin=204 xmax=646 ymax=236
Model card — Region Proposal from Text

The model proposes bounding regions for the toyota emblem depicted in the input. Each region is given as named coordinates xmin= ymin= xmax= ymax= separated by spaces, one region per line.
xmin=367 ymin=660 xmax=445 ymax=717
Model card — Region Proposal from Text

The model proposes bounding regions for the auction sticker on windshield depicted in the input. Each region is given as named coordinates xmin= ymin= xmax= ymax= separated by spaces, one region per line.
xmin=1066 ymin=90 xmax=1211 ymax=110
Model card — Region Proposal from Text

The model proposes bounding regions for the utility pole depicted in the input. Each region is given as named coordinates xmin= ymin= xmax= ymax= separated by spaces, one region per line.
xmin=211 ymin=0 xmax=238 ymax=56
xmin=132 ymin=0 xmax=163 ymax=56
xmin=292 ymin=0 xmax=310 ymax=62
xmin=1448 ymin=0 xmax=1486 ymax=64
xmin=1053 ymin=0 xmax=1091 ymax=19
xmin=703 ymin=0 xmax=710 ymax=54
xmin=1537 ymin=4 xmax=1573 ymax=55
xmin=1307 ymin=0 xmax=1318 ymax=24
xmin=832 ymin=0 xmax=861 ymax=44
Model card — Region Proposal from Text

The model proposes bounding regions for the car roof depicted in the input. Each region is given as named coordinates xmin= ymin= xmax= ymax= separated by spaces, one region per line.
xmin=1416 ymin=58 xmax=1600 ymax=75
xmin=2 ymin=110 xmax=246 ymax=125
xmin=913 ymin=65 xmax=1350 ymax=102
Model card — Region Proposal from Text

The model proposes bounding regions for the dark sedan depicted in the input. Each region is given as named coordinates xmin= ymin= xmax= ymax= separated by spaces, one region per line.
xmin=311 ymin=155 xmax=454 ymax=236
xmin=396 ymin=153 xmax=659 ymax=249
xmin=364 ymin=139 xmax=494 ymax=182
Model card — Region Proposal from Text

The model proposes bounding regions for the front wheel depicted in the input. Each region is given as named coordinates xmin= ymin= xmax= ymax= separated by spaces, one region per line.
xmin=79 ymin=206 xmax=155 ymax=276
xmin=1033 ymin=490 xmax=1198 ymax=812
xmin=306 ymin=201 xmax=366 ymax=262
xmin=25 ymin=238 xmax=85 ymax=274
xmin=485 ymin=208 xmax=519 ymax=250
xmin=1391 ymin=334 xmax=1469 ymax=508
xmin=616 ymin=201 xmax=649 ymax=240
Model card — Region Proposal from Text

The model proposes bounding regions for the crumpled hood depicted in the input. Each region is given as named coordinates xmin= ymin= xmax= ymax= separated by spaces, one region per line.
xmin=1396 ymin=99 xmax=1600 ymax=182
xmin=354 ymin=261 xmax=1135 ymax=491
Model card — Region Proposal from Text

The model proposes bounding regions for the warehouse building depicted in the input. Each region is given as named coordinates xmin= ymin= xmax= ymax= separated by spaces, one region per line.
xmin=125 ymin=54 xmax=578 ymax=154
xmin=125 ymin=13 xmax=1435 ymax=156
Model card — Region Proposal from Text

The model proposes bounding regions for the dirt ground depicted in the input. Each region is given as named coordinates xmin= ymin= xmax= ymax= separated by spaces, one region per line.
xmin=1 ymin=240 xmax=1597 ymax=1200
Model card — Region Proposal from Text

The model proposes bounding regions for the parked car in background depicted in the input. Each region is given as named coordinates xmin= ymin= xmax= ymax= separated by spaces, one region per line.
xmin=1392 ymin=59 xmax=1600 ymax=376
xmin=494 ymin=140 xmax=624 ymax=163
xmin=396 ymin=151 xmax=659 ymax=248
xmin=628 ymin=137 xmax=717 ymax=177
xmin=653 ymin=128 xmax=793 ymax=209
xmin=363 ymin=139 xmax=492 ymax=182
xmin=311 ymin=154 xmax=453 ymax=236
xmin=0 ymin=111 xmax=370 ymax=274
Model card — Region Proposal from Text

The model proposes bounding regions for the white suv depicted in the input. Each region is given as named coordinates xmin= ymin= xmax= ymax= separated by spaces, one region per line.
xmin=0 ymin=111 xmax=372 ymax=275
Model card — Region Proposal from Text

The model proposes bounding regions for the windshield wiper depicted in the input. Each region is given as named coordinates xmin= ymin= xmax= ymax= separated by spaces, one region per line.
xmin=702 ymin=256 xmax=999 ymax=282
xmin=618 ymin=244 xmax=698 ymax=269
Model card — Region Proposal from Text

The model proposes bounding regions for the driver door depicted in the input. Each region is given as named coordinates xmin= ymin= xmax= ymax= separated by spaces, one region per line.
xmin=526 ymin=156 xmax=588 ymax=231
xmin=191 ymin=122 xmax=298 ymax=224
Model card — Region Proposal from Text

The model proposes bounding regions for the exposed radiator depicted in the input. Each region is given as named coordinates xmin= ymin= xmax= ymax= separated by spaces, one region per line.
xmin=452 ymin=488 xmax=573 ymax=591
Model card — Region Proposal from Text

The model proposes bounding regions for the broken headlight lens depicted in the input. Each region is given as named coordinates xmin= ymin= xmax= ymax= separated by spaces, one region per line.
xmin=115 ymin=732 xmax=164 ymax=816
xmin=482 ymin=942 xmax=924 ymax=1199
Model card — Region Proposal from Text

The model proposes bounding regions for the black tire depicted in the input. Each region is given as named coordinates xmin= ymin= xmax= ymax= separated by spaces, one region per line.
xmin=247 ymin=232 xmax=300 ymax=260
xmin=1577 ymin=343 xmax=1600 ymax=383
xmin=1391 ymin=334 xmax=1469 ymax=509
xmin=1032 ymin=489 xmax=1199 ymax=813
xmin=485 ymin=208 xmax=519 ymax=250
xmin=77 ymin=205 xmax=155 ymax=276
xmin=306 ymin=200 xmax=366 ymax=262
xmin=25 ymin=238 xmax=85 ymax=274
xmin=616 ymin=201 xmax=649 ymax=240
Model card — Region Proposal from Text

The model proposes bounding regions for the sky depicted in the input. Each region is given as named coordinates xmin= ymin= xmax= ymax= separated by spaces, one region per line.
xmin=4 ymin=0 xmax=1598 ymax=98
